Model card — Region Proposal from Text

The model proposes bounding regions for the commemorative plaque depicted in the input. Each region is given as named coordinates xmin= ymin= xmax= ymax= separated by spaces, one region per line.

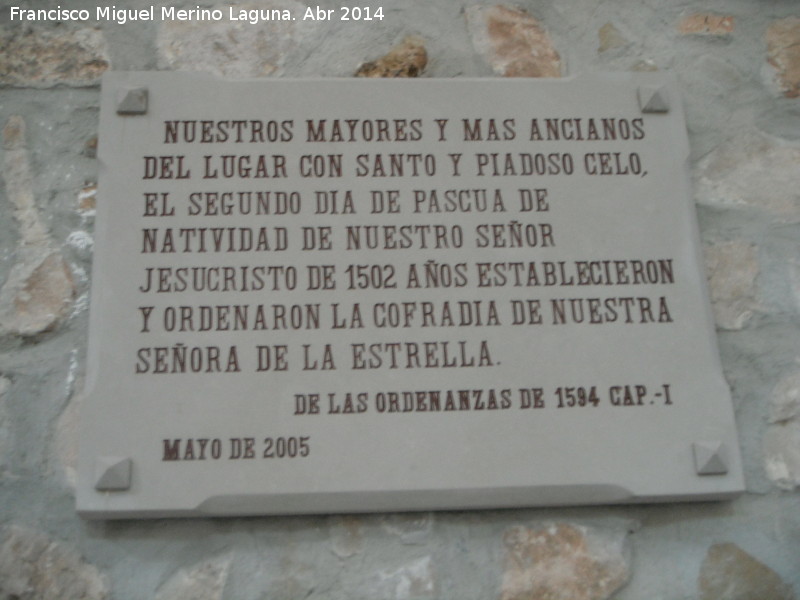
xmin=77 ymin=72 xmax=744 ymax=518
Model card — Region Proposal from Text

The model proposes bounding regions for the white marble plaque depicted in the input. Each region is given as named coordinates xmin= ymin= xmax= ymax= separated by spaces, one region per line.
xmin=77 ymin=72 xmax=744 ymax=518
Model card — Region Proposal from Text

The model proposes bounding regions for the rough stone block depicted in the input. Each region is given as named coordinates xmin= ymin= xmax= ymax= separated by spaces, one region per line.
xmin=703 ymin=241 xmax=760 ymax=331
xmin=330 ymin=515 xmax=364 ymax=558
xmin=466 ymin=5 xmax=561 ymax=77
xmin=764 ymin=420 xmax=800 ymax=491
xmin=382 ymin=513 xmax=434 ymax=545
xmin=3 ymin=116 xmax=48 ymax=246
xmin=0 ymin=526 xmax=108 ymax=600
xmin=374 ymin=556 xmax=436 ymax=600
xmin=355 ymin=36 xmax=428 ymax=78
xmin=0 ymin=116 xmax=75 ymax=336
xmin=598 ymin=23 xmax=628 ymax=53
xmin=0 ymin=28 xmax=109 ymax=87
xmin=52 ymin=385 xmax=81 ymax=489
xmin=157 ymin=1 xmax=310 ymax=77
xmin=699 ymin=542 xmax=795 ymax=600
xmin=694 ymin=131 xmax=800 ymax=218
xmin=82 ymin=136 xmax=98 ymax=158
xmin=769 ymin=369 xmax=800 ymax=424
xmin=764 ymin=373 xmax=800 ymax=492
xmin=78 ymin=185 xmax=97 ymax=217
xmin=678 ymin=14 xmax=735 ymax=36
xmin=154 ymin=557 xmax=230 ymax=600
xmin=631 ymin=59 xmax=659 ymax=72
xmin=0 ymin=250 xmax=76 ymax=336
xmin=759 ymin=233 xmax=800 ymax=318
xmin=500 ymin=522 xmax=631 ymax=600
xmin=766 ymin=17 xmax=800 ymax=98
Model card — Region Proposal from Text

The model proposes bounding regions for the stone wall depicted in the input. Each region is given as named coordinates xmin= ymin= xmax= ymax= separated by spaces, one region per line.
xmin=0 ymin=0 xmax=798 ymax=598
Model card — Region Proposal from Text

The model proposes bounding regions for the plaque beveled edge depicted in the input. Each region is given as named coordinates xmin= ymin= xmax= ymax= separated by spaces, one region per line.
xmin=79 ymin=483 xmax=745 ymax=520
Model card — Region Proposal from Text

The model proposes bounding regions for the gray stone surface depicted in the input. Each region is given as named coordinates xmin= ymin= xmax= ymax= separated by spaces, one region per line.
xmin=764 ymin=421 xmax=800 ymax=490
xmin=156 ymin=1 xmax=317 ymax=77
xmin=330 ymin=516 xmax=365 ymax=558
xmin=598 ymin=23 xmax=628 ymax=53
xmin=764 ymin=370 xmax=800 ymax=490
xmin=703 ymin=241 xmax=760 ymax=331
xmin=699 ymin=542 xmax=795 ymax=600
xmin=0 ymin=377 xmax=10 ymax=477
xmin=770 ymin=369 xmax=800 ymax=424
xmin=694 ymin=130 xmax=800 ymax=218
xmin=466 ymin=5 xmax=561 ymax=77
xmin=678 ymin=14 xmax=735 ymax=37
xmin=154 ymin=557 xmax=231 ymax=600
xmin=499 ymin=522 xmax=631 ymax=600
xmin=355 ymin=35 xmax=428 ymax=77
xmin=765 ymin=17 xmax=800 ymax=98
xmin=0 ymin=116 xmax=75 ymax=336
xmin=382 ymin=513 xmax=434 ymax=545
xmin=0 ymin=27 xmax=109 ymax=87
xmin=372 ymin=556 xmax=436 ymax=600
xmin=51 ymin=382 xmax=81 ymax=489
xmin=0 ymin=526 xmax=108 ymax=600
